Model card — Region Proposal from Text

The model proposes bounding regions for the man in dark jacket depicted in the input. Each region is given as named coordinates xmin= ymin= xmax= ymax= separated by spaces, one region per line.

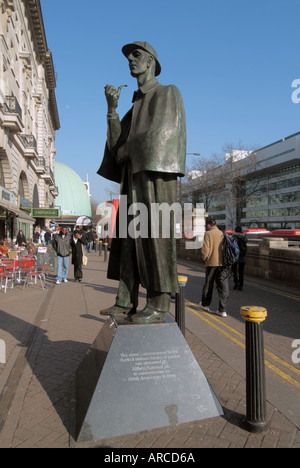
xmin=85 ymin=227 xmax=94 ymax=253
xmin=52 ymin=227 xmax=71 ymax=284
xmin=98 ymin=41 xmax=186 ymax=323
xmin=44 ymin=229 xmax=52 ymax=245
xmin=232 ymin=226 xmax=248 ymax=291
xmin=70 ymin=230 xmax=87 ymax=282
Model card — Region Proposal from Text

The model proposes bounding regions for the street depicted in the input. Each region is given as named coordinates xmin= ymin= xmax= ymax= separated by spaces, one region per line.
xmin=0 ymin=254 xmax=299 ymax=447
xmin=177 ymin=260 xmax=300 ymax=429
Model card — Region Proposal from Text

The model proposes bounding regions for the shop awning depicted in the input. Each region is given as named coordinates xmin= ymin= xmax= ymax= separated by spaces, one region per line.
xmin=50 ymin=217 xmax=77 ymax=226
xmin=0 ymin=200 xmax=36 ymax=224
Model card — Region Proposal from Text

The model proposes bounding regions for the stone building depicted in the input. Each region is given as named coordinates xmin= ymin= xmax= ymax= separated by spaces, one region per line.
xmin=0 ymin=0 xmax=60 ymax=241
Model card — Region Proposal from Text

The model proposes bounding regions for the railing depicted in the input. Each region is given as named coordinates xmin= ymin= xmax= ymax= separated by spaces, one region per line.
xmin=4 ymin=96 xmax=22 ymax=120
xmin=50 ymin=185 xmax=59 ymax=195
xmin=37 ymin=157 xmax=46 ymax=167
xmin=20 ymin=134 xmax=37 ymax=149
xmin=44 ymin=166 xmax=55 ymax=183
xmin=35 ymin=159 xmax=54 ymax=183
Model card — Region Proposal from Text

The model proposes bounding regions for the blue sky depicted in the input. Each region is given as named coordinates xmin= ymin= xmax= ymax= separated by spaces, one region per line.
xmin=40 ymin=0 xmax=299 ymax=203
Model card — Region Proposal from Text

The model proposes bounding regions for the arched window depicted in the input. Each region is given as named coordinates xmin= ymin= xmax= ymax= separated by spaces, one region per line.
xmin=19 ymin=175 xmax=25 ymax=198
xmin=33 ymin=184 xmax=39 ymax=208
xmin=19 ymin=172 xmax=31 ymax=212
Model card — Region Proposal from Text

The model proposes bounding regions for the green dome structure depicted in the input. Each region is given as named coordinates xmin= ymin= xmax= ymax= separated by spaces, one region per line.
xmin=55 ymin=162 xmax=91 ymax=218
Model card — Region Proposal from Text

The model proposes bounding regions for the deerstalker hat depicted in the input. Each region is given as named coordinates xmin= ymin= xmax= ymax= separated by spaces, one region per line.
xmin=122 ymin=41 xmax=161 ymax=76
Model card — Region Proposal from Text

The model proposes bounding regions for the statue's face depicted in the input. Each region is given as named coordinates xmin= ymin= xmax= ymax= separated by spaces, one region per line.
xmin=127 ymin=48 xmax=152 ymax=77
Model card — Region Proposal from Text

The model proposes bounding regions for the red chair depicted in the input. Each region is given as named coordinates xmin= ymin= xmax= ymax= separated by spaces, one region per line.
xmin=0 ymin=265 xmax=14 ymax=293
xmin=0 ymin=259 xmax=19 ymax=284
xmin=19 ymin=257 xmax=36 ymax=283
xmin=23 ymin=263 xmax=48 ymax=290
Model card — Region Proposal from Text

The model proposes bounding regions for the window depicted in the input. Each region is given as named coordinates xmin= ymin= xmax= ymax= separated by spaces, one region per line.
xmin=269 ymin=191 xmax=300 ymax=204
xmin=270 ymin=207 xmax=300 ymax=217
xmin=245 ymin=210 xmax=268 ymax=219
xmin=269 ymin=177 xmax=300 ymax=191
xmin=246 ymin=196 xmax=268 ymax=207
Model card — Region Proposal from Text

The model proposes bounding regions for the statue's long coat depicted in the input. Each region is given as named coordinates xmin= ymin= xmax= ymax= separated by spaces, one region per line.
xmin=97 ymin=78 xmax=186 ymax=294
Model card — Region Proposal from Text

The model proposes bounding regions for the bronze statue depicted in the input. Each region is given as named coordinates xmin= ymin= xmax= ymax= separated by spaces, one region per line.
xmin=98 ymin=41 xmax=186 ymax=323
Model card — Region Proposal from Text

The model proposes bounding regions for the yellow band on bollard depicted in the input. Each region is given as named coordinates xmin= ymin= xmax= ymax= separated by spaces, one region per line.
xmin=178 ymin=275 xmax=188 ymax=286
xmin=241 ymin=306 xmax=267 ymax=323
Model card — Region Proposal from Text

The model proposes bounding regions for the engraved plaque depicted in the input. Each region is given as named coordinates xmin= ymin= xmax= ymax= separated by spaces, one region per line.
xmin=74 ymin=317 xmax=223 ymax=443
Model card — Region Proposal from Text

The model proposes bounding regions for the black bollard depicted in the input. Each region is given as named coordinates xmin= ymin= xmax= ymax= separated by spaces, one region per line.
xmin=175 ymin=276 xmax=188 ymax=336
xmin=98 ymin=240 xmax=102 ymax=256
xmin=103 ymin=243 xmax=108 ymax=262
xmin=241 ymin=306 xmax=269 ymax=433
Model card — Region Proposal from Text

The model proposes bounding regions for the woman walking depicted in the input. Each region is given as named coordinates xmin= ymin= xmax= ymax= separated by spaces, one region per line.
xmin=70 ymin=230 xmax=86 ymax=282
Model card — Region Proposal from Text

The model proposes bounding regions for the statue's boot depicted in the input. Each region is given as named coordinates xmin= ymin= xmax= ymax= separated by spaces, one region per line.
xmin=131 ymin=291 xmax=170 ymax=324
xmin=100 ymin=304 xmax=136 ymax=317
xmin=131 ymin=306 xmax=167 ymax=323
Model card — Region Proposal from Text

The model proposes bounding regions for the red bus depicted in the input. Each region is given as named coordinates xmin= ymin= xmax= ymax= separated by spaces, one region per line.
xmin=97 ymin=199 xmax=119 ymax=247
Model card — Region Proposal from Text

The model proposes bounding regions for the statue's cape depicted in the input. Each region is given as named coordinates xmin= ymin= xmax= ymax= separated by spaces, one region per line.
xmin=97 ymin=82 xmax=186 ymax=182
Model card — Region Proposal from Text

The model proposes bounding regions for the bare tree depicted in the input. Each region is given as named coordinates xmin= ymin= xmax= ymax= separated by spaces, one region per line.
xmin=181 ymin=142 xmax=263 ymax=227
xmin=221 ymin=142 xmax=262 ymax=226
xmin=181 ymin=154 xmax=224 ymax=210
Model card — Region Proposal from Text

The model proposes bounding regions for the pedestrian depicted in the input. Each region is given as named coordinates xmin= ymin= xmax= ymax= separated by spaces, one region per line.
xmin=98 ymin=41 xmax=186 ymax=323
xmin=199 ymin=218 xmax=229 ymax=317
xmin=232 ymin=226 xmax=248 ymax=291
xmin=33 ymin=229 xmax=40 ymax=243
xmin=92 ymin=230 xmax=97 ymax=251
xmin=52 ymin=227 xmax=71 ymax=284
xmin=77 ymin=227 xmax=87 ymax=248
xmin=85 ymin=227 xmax=94 ymax=253
xmin=70 ymin=230 xmax=87 ymax=282
xmin=0 ymin=239 xmax=9 ymax=257
xmin=25 ymin=239 xmax=37 ymax=256
xmin=16 ymin=230 xmax=26 ymax=247
xmin=40 ymin=229 xmax=46 ymax=244
xmin=44 ymin=229 xmax=52 ymax=245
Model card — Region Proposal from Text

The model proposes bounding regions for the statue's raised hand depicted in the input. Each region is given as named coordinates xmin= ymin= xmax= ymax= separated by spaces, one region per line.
xmin=104 ymin=84 xmax=127 ymax=113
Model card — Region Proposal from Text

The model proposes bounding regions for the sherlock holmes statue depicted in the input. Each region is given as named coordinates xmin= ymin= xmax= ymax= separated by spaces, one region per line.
xmin=98 ymin=42 xmax=186 ymax=323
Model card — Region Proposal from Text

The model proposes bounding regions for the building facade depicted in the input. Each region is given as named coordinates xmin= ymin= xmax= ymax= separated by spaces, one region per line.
xmin=240 ymin=132 xmax=300 ymax=230
xmin=183 ymin=132 xmax=300 ymax=230
xmin=0 ymin=0 xmax=60 ymax=240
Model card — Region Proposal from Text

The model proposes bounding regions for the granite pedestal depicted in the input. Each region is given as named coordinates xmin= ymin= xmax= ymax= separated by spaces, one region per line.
xmin=73 ymin=315 xmax=223 ymax=443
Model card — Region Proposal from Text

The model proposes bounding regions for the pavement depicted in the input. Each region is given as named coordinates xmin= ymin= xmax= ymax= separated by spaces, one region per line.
xmin=0 ymin=251 xmax=299 ymax=449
